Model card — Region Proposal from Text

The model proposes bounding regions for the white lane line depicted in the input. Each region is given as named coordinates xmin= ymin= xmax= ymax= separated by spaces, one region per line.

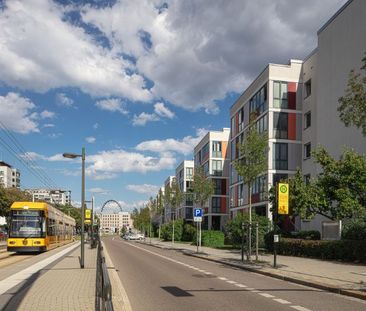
xmin=218 ymin=277 xmax=228 ymax=281
xmin=226 ymin=280 xmax=237 ymax=284
xmin=291 ymin=306 xmax=313 ymax=311
xmin=259 ymin=293 xmax=275 ymax=298
xmin=204 ymin=272 xmax=213 ymax=275
xmin=273 ymin=298 xmax=291 ymax=304
xmin=235 ymin=284 xmax=247 ymax=288
xmin=251 ymin=290 xmax=260 ymax=293
xmin=0 ymin=242 xmax=79 ymax=295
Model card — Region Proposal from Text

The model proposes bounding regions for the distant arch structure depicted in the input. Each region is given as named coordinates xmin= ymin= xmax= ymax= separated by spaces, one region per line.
xmin=100 ymin=200 xmax=123 ymax=213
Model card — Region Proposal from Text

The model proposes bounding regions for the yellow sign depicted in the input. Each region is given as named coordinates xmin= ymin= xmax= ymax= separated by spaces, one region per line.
xmin=85 ymin=219 xmax=91 ymax=224
xmin=278 ymin=183 xmax=289 ymax=215
xmin=85 ymin=209 xmax=91 ymax=219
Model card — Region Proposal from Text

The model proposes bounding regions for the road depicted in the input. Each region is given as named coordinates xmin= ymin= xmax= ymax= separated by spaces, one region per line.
xmin=103 ymin=236 xmax=366 ymax=311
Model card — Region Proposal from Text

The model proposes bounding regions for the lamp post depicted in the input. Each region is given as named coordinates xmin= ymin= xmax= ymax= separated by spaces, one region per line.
xmin=63 ymin=147 xmax=85 ymax=269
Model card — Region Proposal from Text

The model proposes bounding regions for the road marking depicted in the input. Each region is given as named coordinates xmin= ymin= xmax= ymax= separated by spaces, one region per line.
xmin=218 ymin=277 xmax=228 ymax=281
xmin=235 ymin=284 xmax=247 ymax=288
xmin=226 ymin=280 xmax=237 ymax=284
xmin=259 ymin=293 xmax=275 ymax=298
xmin=291 ymin=306 xmax=312 ymax=311
xmin=204 ymin=272 xmax=213 ymax=275
xmin=274 ymin=298 xmax=291 ymax=304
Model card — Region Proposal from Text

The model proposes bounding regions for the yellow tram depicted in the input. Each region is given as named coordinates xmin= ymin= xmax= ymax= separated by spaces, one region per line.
xmin=7 ymin=201 xmax=76 ymax=252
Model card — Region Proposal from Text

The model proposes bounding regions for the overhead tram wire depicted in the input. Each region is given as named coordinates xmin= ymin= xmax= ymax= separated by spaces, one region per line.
xmin=0 ymin=120 xmax=58 ymax=188
xmin=0 ymin=122 xmax=59 ymax=189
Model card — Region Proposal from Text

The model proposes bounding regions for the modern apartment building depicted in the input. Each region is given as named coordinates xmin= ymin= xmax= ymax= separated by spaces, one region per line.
xmin=0 ymin=161 xmax=20 ymax=188
xmin=230 ymin=0 xmax=366 ymax=232
xmin=230 ymin=60 xmax=303 ymax=221
xmin=194 ymin=128 xmax=230 ymax=230
xmin=26 ymin=189 xmax=71 ymax=205
xmin=98 ymin=212 xmax=133 ymax=234
xmin=163 ymin=175 xmax=176 ymax=223
xmin=175 ymin=160 xmax=194 ymax=222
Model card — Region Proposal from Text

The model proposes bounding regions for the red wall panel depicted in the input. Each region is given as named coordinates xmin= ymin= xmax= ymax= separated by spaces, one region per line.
xmin=288 ymin=113 xmax=296 ymax=140
xmin=288 ymin=82 xmax=297 ymax=109
xmin=221 ymin=197 xmax=226 ymax=213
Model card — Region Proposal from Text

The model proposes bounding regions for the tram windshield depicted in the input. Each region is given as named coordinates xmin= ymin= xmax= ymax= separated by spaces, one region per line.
xmin=9 ymin=210 xmax=44 ymax=238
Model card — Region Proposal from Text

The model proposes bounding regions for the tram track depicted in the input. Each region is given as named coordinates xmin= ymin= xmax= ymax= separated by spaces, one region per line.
xmin=0 ymin=250 xmax=35 ymax=268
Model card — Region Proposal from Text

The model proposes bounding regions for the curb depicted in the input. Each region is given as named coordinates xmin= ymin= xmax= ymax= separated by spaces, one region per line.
xmin=143 ymin=241 xmax=366 ymax=301
xmin=101 ymin=241 xmax=133 ymax=311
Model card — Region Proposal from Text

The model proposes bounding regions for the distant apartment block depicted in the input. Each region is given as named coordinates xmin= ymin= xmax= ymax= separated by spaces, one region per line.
xmin=26 ymin=188 xmax=71 ymax=205
xmin=163 ymin=175 xmax=176 ymax=223
xmin=0 ymin=161 xmax=20 ymax=188
xmin=175 ymin=160 xmax=194 ymax=222
xmin=98 ymin=212 xmax=133 ymax=233
xmin=194 ymin=128 xmax=230 ymax=230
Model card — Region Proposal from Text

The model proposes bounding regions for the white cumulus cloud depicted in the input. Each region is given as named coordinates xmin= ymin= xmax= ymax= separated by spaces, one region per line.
xmin=0 ymin=92 xmax=39 ymax=134
xmin=95 ymin=98 xmax=129 ymax=115
xmin=154 ymin=102 xmax=175 ymax=119
xmin=56 ymin=93 xmax=74 ymax=107
xmin=126 ymin=184 xmax=160 ymax=195
xmin=86 ymin=136 xmax=96 ymax=143
xmin=132 ymin=112 xmax=160 ymax=126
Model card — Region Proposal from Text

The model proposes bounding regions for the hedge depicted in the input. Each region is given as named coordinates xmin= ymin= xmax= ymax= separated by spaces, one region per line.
xmin=194 ymin=230 xmax=225 ymax=247
xmin=275 ymin=238 xmax=366 ymax=262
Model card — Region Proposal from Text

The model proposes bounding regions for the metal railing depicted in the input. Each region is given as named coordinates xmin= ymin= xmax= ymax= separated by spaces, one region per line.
xmin=95 ymin=234 xmax=114 ymax=311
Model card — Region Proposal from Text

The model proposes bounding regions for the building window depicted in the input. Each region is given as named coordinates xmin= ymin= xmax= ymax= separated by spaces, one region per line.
xmin=273 ymin=81 xmax=288 ymax=108
xmin=256 ymin=113 xmax=268 ymax=134
xmin=186 ymin=167 xmax=193 ymax=179
xmin=212 ymin=141 xmax=222 ymax=158
xmin=213 ymin=179 xmax=222 ymax=195
xmin=305 ymin=79 xmax=311 ymax=98
xmin=212 ymin=197 xmax=221 ymax=213
xmin=304 ymin=174 xmax=311 ymax=185
xmin=212 ymin=160 xmax=222 ymax=176
xmin=251 ymin=175 xmax=267 ymax=201
xmin=203 ymin=161 xmax=209 ymax=176
xmin=304 ymin=112 xmax=311 ymax=129
xmin=304 ymin=143 xmax=311 ymax=159
xmin=238 ymin=107 xmax=244 ymax=132
xmin=273 ymin=112 xmax=288 ymax=139
xmin=202 ymin=143 xmax=209 ymax=162
xmin=249 ymin=84 xmax=267 ymax=116
xmin=273 ymin=143 xmax=288 ymax=170
xmin=273 ymin=173 xmax=288 ymax=185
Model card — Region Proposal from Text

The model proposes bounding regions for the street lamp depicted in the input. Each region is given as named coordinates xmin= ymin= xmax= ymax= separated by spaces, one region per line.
xmin=63 ymin=147 xmax=85 ymax=269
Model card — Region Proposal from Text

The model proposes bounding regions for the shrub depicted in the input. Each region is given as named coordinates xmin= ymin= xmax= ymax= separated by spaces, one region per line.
xmin=342 ymin=219 xmax=366 ymax=240
xmin=276 ymin=238 xmax=366 ymax=262
xmin=291 ymin=230 xmax=321 ymax=240
xmin=160 ymin=219 xmax=184 ymax=241
xmin=182 ymin=223 xmax=196 ymax=242
xmin=195 ymin=230 xmax=224 ymax=247
xmin=225 ymin=213 xmax=271 ymax=247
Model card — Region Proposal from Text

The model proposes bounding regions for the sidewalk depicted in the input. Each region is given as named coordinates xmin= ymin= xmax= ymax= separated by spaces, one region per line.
xmin=1 ymin=241 xmax=127 ymax=311
xmin=142 ymin=238 xmax=366 ymax=301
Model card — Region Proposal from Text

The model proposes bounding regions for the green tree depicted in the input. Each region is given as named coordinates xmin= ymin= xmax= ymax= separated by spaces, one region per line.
xmin=163 ymin=179 xmax=183 ymax=243
xmin=338 ymin=54 xmax=366 ymax=136
xmin=312 ymin=147 xmax=366 ymax=220
xmin=233 ymin=119 xmax=268 ymax=259
xmin=191 ymin=166 xmax=214 ymax=211
xmin=132 ymin=205 xmax=150 ymax=234
xmin=0 ymin=186 xmax=31 ymax=216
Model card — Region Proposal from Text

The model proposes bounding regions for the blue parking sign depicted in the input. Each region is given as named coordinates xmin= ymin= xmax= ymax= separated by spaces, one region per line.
xmin=193 ymin=208 xmax=203 ymax=217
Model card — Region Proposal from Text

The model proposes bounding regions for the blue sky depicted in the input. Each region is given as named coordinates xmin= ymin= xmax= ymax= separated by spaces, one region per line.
xmin=0 ymin=0 xmax=347 ymax=212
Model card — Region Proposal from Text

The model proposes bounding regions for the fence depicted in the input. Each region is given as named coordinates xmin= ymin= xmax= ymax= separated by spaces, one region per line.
xmin=95 ymin=234 xmax=114 ymax=311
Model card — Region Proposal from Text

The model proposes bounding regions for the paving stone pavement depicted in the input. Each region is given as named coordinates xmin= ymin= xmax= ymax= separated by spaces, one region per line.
xmin=6 ymin=245 xmax=97 ymax=311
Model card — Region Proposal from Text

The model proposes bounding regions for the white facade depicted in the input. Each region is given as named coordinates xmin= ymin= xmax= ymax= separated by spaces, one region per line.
xmin=175 ymin=160 xmax=194 ymax=221
xmin=194 ymin=128 xmax=230 ymax=230
xmin=230 ymin=60 xmax=303 ymax=225
xmin=229 ymin=0 xmax=366 ymax=234
xmin=163 ymin=176 xmax=175 ymax=223
xmin=26 ymin=189 xmax=71 ymax=205
xmin=0 ymin=161 xmax=20 ymax=188
xmin=98 ymin=212 xmax=132 ymax=233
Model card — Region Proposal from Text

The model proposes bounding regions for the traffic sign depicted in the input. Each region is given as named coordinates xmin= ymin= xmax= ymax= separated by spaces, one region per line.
xmin=277 ymin=183 xmax=289 ymax=215
xmin=85 ymin=209 xmax=91 ymax=219
xmin=193 ymin=208 xmax=203 ymax=222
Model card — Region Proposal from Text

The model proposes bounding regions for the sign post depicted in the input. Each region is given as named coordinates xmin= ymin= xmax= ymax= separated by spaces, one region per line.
xmin=193 ymin=208 xmax=203 ymax=253
xmin=274 ymin=183 xmax=289 ymax=267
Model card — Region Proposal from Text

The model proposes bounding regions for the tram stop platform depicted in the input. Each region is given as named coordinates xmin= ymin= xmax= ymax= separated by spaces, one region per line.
xmin=0 ymin=241 xmax=127 ymax=311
